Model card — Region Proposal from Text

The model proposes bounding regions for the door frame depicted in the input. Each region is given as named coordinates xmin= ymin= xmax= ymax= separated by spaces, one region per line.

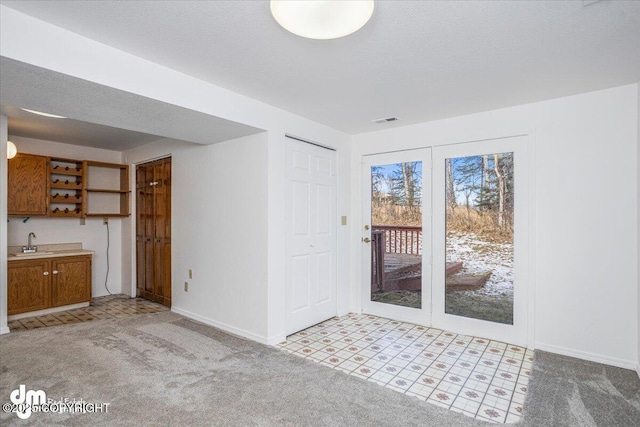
xmin=358 ymin=134 xmax=534 ymax=348
xmin=361 ymin=148 xmax=432 ymax=326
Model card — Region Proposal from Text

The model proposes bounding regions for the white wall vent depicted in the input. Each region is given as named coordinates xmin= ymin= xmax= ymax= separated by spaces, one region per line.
xmin=372 ymin=116 xmax=399 ymax=124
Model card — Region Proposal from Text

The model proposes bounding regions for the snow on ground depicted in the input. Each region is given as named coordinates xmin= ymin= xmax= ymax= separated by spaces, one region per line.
xmin=446 ymin=232 xmax=514 ymax=297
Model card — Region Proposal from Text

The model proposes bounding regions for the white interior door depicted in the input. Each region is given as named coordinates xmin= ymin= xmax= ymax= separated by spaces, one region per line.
xmin=285 ymin=137 xmax=337 ymax=335
xmin=432 ymin=136 xmax=529 ymax=346
xmin=361 ymin=149 xmax=431 ymax=325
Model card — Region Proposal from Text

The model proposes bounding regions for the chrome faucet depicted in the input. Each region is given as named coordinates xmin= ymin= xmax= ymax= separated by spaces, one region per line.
xmin=23 ymin=232 xmax=37 ymax=253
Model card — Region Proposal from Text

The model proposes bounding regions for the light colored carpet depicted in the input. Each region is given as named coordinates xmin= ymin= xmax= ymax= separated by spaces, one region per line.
xmin=0 ymin=311 xmax=638 ymax=426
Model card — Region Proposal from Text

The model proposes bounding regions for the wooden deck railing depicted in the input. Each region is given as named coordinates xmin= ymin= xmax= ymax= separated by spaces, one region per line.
xmin=371 ymin=230 xmax=386 ymax=292
xmin=372 ymin=225 xmax=422 ymax=255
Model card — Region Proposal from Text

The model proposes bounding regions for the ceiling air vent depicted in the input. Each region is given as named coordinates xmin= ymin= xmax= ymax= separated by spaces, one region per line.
xmin=372 ymin=116 xmax=399 ymax=124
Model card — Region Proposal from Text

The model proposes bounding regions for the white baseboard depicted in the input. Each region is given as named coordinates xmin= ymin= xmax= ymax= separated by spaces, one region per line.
xmin=171 ymin=306 xmax=272 ymax=345
xmin=0 ymin=326 xmax=10 ymax=335
xmin=267 ymin=333 xmax=287 ymax=346
xmin=535 ymin=342 xmax=636 ymax=371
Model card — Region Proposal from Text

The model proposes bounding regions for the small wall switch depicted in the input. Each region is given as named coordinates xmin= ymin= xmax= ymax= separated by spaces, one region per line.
xmin=189 ymin=269 xmax=193 ymax=279
xmin=341 ymin=216 xmax=347 ymax=226
xmin=184 ymin=282 xmax=189 ymax=292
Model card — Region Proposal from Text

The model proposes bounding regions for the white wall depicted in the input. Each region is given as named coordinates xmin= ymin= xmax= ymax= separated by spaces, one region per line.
xmin=1 ymin=116 xmax=9 ymax=334
xmin=5 ymin=136 xmax=124 ymax=298
xmin=352 ymin=84 xmax=639 ymax=369
xmin=637 ymin=81 xmax=640 ymax=377
xmin=124 ymin=134 xmax=269 ymax=341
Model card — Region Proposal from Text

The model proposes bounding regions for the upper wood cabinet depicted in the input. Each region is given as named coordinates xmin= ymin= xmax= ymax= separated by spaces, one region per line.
xmin=7 ymin=154 xmax=130 ymax=218
xmin=8 ymin=154 xmax=48 ymax=216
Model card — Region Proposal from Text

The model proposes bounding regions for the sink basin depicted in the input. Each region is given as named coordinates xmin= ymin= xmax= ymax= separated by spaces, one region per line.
xmin=12 ymin=251 xmax=54 ymax=257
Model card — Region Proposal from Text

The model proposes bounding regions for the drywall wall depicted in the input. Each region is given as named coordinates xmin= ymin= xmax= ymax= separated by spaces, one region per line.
xmin=1 ymin=116 xmax=9 ymax=334
xmin=5 ymin=136 xmax=124 ymax=298
xmin=352 ymin=84 xmax=639 ymax=369
xmin=637 ymin=81 xmax=640 ymax=378
xmin=0 ymin=6 xmax=352 ymax=344
xmin=123 ymin=134 xmax=269 ymax=341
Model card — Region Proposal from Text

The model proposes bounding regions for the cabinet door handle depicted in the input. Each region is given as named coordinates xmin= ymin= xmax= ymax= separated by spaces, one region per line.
xmin=43 ymin=272 xmax=49 ymax=276
xmin=53 ymin=270 xmax=59 ymax=275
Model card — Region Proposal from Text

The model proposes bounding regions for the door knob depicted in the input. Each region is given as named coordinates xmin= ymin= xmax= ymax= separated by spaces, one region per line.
xmin=53 ymin=270 xmax=59 ymax=275
xmin=43 ymin=272 xmax=49 ymax=276
xmin=363 ymin=237 xmax=371 ymax=243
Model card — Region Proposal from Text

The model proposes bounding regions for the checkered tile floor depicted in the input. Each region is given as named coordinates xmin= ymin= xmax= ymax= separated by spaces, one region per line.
xmin=279 ymin=313 xmax=533 ymax=424
xmin=8 ymin=294 xmax=169 ymax=332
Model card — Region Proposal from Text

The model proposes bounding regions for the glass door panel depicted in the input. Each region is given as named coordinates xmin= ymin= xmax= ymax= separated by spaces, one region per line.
xmin=362 ymin=149 xmax=431 ymax=324
xmin=445 ymin=153 xmax=514 ymax=324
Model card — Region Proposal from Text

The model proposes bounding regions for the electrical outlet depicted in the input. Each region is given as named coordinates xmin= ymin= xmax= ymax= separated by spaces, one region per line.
xmin=184 ymin=282 xmax=189 ymax=292
xmin=103 ymin=218 xmax=109 ymax=225
xmin=189 ymin=269 xmax=193 ymax=279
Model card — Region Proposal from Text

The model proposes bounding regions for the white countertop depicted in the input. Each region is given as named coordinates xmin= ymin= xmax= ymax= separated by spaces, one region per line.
xmin=8 ymin=242 xmax=94 ymax=261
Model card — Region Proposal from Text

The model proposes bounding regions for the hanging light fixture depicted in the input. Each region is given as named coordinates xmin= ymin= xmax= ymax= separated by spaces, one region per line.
xmin=271 ymin=0 xmax=374 ymax=40
xmin=7 ymin=140 xmax=17 ymax=159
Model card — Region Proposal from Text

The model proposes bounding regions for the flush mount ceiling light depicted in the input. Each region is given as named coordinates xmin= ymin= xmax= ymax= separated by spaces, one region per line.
xmin=7 ymin=141 xmax=17 ymax=159
xmin=21 ymin=108 xmax=67 ymax=119
xmin=271 ymin=0 xmax=374 ymax=40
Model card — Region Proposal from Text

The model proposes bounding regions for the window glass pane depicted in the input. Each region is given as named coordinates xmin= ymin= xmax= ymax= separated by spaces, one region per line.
xmin=370 ymin=162 xmax=422 ymax=309
xmin=445 ymin=153 xmax=514 ymax=324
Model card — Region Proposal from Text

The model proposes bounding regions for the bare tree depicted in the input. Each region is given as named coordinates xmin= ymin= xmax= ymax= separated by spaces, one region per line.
xmin=493 ymin=153 xmax=505 ymax=228
xmin=445 ymin=158 xmax=456 ymax=211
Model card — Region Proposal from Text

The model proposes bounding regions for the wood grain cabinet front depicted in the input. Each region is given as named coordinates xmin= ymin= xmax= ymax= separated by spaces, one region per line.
xmin=7 ymin=259 xmax=50 ymax=315
xmin=51 ymin=256 xmax=92 ymax=307
xmin=8 ymin=255 xmax=92 ymax=316
xmin=8 ymin=154 xmax=48 ymax=216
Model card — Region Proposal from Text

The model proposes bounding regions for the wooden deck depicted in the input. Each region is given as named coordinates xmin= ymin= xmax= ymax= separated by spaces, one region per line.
xmin=378 ymin=254 xmax=488 ymax=292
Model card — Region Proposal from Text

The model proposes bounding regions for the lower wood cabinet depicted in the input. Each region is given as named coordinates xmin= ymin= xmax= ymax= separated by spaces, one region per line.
xmin=8 ymin=255 xmax=92 ymax=316
xmin=7 ymin=259 xmax=50 ymax=315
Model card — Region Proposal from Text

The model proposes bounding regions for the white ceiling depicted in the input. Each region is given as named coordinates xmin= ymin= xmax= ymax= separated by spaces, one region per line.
xmin=0 ymin=57 xmax=262 ymax=150
xmin=2 ymin=0 xmax=640 ymax=137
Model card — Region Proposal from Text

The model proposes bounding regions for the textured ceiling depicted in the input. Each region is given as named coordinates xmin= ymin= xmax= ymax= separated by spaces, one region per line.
xmin=0 ymin=58 xmax=262 ymax=151
xmin=2 ymin=0 xmax=640 ymax=135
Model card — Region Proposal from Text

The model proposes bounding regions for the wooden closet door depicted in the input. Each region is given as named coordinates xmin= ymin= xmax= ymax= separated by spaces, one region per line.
xmin=144 ymin=163 xmax=156 ymax=300
xmin=153 ymin=159 xmax=172 ymax=306
xmin=161 ymin=158 xmax=172 ymax=306
xmin=135 ymin=164 xmax=147 ymax=298
xmin=136 ymin=158 xmax=171 ymax=307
